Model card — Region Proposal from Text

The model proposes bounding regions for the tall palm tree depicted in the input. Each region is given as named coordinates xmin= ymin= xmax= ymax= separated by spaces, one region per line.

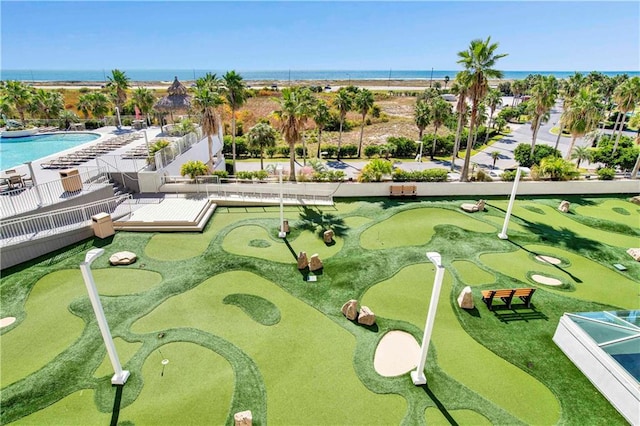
xmin=333 ymin=88 xmax=353 ymax=160
xmin=429 ymin=97 xmax=452 ymax=160
xmin=88 ymin=92 xmax=111 ymax=121
xmin=483 ymin=88 xmax=503 ymax=145
xmin=313 ymin=99 xmax=331 ymax=158
xmin=274 ymin=87 xmax=314 ymax=181
xmin=29 ymin=89 xmax=64 ymax=124
xmin=611 ymin=77 xmax=640 ymax=152
xmin=560 ymin=87 xmax=603 ymax=160
xmin=193 ymin=87 xmax=224 ymax=170
xmin=106 ymin=69 xmax=131 ymax=114
xmin=247 ymin=122 xmax=277 ymax=170
xmin=571 ymin=145 xmax=592 ymax=169
xmin=510 ymin=80 xmax=526 ymax=106
xmin=132 ymin=87 xmax=157 ymax=125
xmin=414 ymin=99 xmax=430 ymax=140
xmin=457 ymin=37 xmax=507 ymax=181
xmin=222 ymin=71 xmax=247 ymax=174
xmin=450 ymin=71 xmax=472 ymax=171
xmin=3 ymin=80 xmax=33 ymax=125
xmin=529 ymin=75 xmax=558 ymax=155
xmin=354 ymin=89 xmax=374 ymax=157
xmin=77 ymin=93 xmax=93 ymax=119
xmin=443 ymin=75 xmax=450 ymax=89
xmin=554 ymin=72 xmax=585 ymax=150
xmin=194 ymin=72 xmax=220 ymax=91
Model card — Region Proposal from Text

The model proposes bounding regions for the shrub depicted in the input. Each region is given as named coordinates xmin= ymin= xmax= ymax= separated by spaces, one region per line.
xmin=514 ymin=143 xmax=561 ymax=167
xmin=596 ymin=167 xmax=615 ymax=180
xmin=84 ymin=119 xmax=104 ymax=130
xmin=222 ymin=136 xmax=248 ymax=157
xmin=501 ymin=170 xmax=518 ymax=181
xmin=323 ymin=111 xmax=354 ymax=132
xmin=122 ymin=118 xmax=132 ymax=127
xmin=320 ymin=145 xmax=338 ymax=158
xmin=387 ymin=136 xmax=417 ymax=158
xmin=180 ymin=160 xmax=208 ymax=179
xmin=340 ymin=144 xmax=358 ymax=158
xmin=358 ymin=159 xmax=393 ymax=182
xmin=472 ymin=169 xmax=493 ymax=182
xmin=212 ymin=170 xmax=228 ymax=179
xmin=278 ymin=145 xmax=290 ymax=157
xmin=392 ymin=168 xmax=448 ymax=182
xmin=364 ymin=145 xmax=380 ymax=158
xmin=536 ymin=156 xmax=579 ymax=181
xmin=266 ymin=146 xmax=277 ymax=158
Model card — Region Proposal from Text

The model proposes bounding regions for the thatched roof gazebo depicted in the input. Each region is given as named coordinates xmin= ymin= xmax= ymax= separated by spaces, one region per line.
xmin=154 ymin=76 xmax=191 ymax=123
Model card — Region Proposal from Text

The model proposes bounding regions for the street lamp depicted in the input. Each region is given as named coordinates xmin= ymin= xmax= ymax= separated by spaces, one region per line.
xmin=411 ymin=251 xmax=445 ymax=386
xmin=498 ymin=167 xmax=523 ymax=240
xmin=79 ymin=249 xmax=130 ymax=385
xmin=415 ymin=141 xmax=423 ymax=162
xmin=276 ymin=165 xmax=286 ymax=238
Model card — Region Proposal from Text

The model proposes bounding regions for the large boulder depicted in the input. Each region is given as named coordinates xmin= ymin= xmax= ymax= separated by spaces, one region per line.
xmin=358 ymin=306 xmax=376 ymax=326
xmin=297 ymin=251 xmax=309 ymax=269
xmin=457 ymin=286 xmax=474 ymax=309
xmin=558 ymin=200 xmax=570 ymax=213
xmin=309 ymin=254 xmax=323 ymax=271
xmin=109 ymin=251 xmax=137 ymax=265
xmin=460 ymin=200 xmax=485 ymax=213
xmin=629 ymin=196 xmax=640 ymax=205
xmin=341 ymin=300 xmax=359 ymax=320
xmin=234 ymin=410 xmax=252 ymax=426
xmin=323 ymin=229 xmax=334 ymax=244
xmin=627 ymin=248 xmax=640 ymax=262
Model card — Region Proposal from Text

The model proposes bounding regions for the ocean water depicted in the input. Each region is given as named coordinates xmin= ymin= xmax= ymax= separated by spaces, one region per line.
xmin=2 ymin=69 xmax=638 ymax=83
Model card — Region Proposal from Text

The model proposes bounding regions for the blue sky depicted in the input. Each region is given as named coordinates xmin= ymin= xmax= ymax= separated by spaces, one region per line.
xmin=1 ymin=1 xmax=639 ymax=71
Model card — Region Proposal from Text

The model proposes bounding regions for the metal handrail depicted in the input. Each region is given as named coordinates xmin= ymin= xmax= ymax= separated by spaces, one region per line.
xmin=0 ymin=195 xmax=131 ymax=247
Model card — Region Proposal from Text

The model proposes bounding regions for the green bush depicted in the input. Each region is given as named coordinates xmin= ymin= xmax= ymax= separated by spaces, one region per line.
xmin=364 ymin=145 xmax=380 ymax=158
xmin=596 ymin=167 xmax=615 ymax=180
xmin=320 ymin=145 xmax=338 ymax=158
xmin=180 ymin=160 xmax=208 ymax=179
xmin=472 ymin=169 xmax=493 ymax=182
xmin=501 ymin=170 xmax=518 ymax=181
xmin=387 ymin=136 xmax=417 ymax=158
xmin=514 ymin=143 xmax=561 ymax=167
xmin=84 ymin=119 xmax=103 ymax=130
xmin=212 ymin=170 xmax=229 ymax=179
xmin=266 ymin=146 xmax=277 ymax=158
xmin=358 ymin=158 xmax=393 ymax=182
xmin=278 ymin=145 xmax=290 ymax=157
xmin=222 ymin=135 xmax=248 ymax=157
xmin=392 ymin=168 xmax=448 ymax=182
xmin=236 ymin=171 xmax=268 ymax=180
xmin=340 ymin=144 xmax=358 ymax=158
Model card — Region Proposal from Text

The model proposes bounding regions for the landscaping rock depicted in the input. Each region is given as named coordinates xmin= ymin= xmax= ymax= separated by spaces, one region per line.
xmin=309 ymin=254 xmax=323 ymax=271
xmin=109 ymin=251 xmax=137 ymax=265
xmin=297 ymin=251 xmax=309 ymax=269
xmin=558 ymin=200 xmax=570 ymax=213
xmin=358 ymin=306 xmax=376 ymax=326
xmin=627 ymin=248 xmax=640 ymax=262
xmin=234 ymin=410 xmax=252 ymax=426
xmin=457 ymin=286 xmax=474 ymax=309
xmin=460 ymin=200 xmax=485 ymax=213
xmin=323 ymin=229 xmax=334 ymax=244
xmin=341 ymin=299 xmax=359 ymax=320
xmin=630 ymin=196 xmax=640 ymax=205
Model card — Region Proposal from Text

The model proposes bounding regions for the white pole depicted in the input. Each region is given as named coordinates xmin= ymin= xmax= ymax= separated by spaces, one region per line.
xmin=277 ymin=165 xmax=286 ymax=238
xmin=79 ymin=249 xmax=130 ymax=385
xmin=143 ymin=130 xmax=150 ymax=155
xmin=24 ymin=161 xmax=43 ymax=206
xmin=411 ymin=252 xmax=445 ymax=385
xmin=115 ymin=107 xmax=122 ymax=128
xmin=498 ymin=167 xmax=523 ymax=240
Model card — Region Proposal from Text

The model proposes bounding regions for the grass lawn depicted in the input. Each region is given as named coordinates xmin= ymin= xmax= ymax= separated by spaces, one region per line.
xmin=1 ymin=195 xmax=638 ymax=425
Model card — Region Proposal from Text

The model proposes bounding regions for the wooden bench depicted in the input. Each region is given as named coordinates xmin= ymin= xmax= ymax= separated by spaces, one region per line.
xmin=389 ymin=184 xmax=417 ymax=198
xmin=481 ymin=288 xmax=536 ymax=310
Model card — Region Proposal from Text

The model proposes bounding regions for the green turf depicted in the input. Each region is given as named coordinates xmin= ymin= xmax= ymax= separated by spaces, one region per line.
xmin=1 ymin=196 xmax=635 ymax=425
xmin=425 ymin=407 xmax=492 ymax=425
xmin=360 ymin=207 xmax=495 ymax=250
xmin=573 ymin=199 xmax=640 ymax=229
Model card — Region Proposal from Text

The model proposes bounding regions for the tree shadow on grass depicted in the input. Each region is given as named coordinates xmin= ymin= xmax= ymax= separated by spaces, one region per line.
xmin=509 ymin=240 xmax=583 ymax=283
xmin=298 ymin=206 xmax=349 ymax=238
xmin=110 ymin=385 xmax=124 ymax=426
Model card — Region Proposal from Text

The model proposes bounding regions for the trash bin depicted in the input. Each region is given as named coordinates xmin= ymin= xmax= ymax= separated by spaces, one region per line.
xmin=60 ymin=168 xmax=82 ymax=192
xmin=92 ymin=212 xmax=115 ymax=239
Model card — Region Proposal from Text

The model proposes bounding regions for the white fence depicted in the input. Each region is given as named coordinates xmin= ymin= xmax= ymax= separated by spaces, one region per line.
xmin=0 ymin=167 xmax=111 ymax=218
xmin=154 ymin=128 xmax=203 ymax=170
xmin=0 ymin=195 xmax=131 ymax=247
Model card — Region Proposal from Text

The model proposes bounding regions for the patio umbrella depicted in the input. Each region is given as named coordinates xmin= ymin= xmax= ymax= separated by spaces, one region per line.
xmin=154 ymin=76 xmax=192 ymax=123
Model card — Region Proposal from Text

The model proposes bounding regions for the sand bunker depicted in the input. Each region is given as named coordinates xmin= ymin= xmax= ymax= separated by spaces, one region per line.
xmin=374 ymin=330 xmax=420 ymax=377
xmin=531 ymin=274 xmax=563 ymax=286
xmin=535 ymin=255 xmax=562 ymax=265
xmin=0 ymin=317 xmax=16 ymax=328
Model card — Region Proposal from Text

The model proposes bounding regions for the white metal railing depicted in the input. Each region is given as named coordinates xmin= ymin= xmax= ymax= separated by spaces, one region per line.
xmin=0 ymin=195 xmax=131 ymax=247
xmin=0 ymin=166 xmax=111 ymax=218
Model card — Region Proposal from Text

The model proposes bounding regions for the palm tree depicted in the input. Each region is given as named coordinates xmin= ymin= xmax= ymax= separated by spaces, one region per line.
xmin=3 ymin=80 xmax=33 ymax=125
xmin=106 ymin=69 xmax=131 ymax=114
xmin=450 ymin=71 xmax=472 ymax=171
xmin=554 ymin=72 xmax=585 ymax=150
xmin=222 ymin=71 xmax=248 ymax=174
xmin=490 ymin=150 xmax=501 ymax=169
xmin=132 ymin=87 xmax=156 ymax=126
xmin=354 ymin=89 xmax=374 ymax=157
xmin=247 ymin=122 xmax=277 ymax=170
xmin=611 ymin=77 xmax=640 ymax=152
xmin=414 ymin=99 xmax=431 ymax=141
xmin=457 ymin=37 xmax=507 ymax=182
xmin=511 ymin=80 xmax=527 ymax=106
xmin=560 ymin=87 xmax=603 ymax=160
xmin=29 ymin=89 xmax=64 ymax=124
xmin=484 ymin=89 xmax=503 ymax=144
xmin=333 ymin=88 xmax=353 ymax=160
xmin=77 ymin=93 xmax=92 ymax=119
xmin=193 ymin=87 xmax=224 ymax=170
xmin=313 ymin=99 xmax=331 ymax=158
xmin=194 ymin=72 xmax=220 ymax=91
xmin=529 ymin=75 xmax=558 ymax=155
xmin=571 ymin=145 xmax=592 ymax=169
xmin=443 ymin=75 xmax=450 ymax=89
xmin=429 ymin=97 xmax=452 ymax=160
xmin=274 ymin=87 xmax=314 ymax=181
xmin=88 ymin=92 xmax=110 ymax=121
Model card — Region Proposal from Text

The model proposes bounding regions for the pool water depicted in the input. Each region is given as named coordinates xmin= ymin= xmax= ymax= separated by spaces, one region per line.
xmin=0 ymin=133 xmax=100 ymax=170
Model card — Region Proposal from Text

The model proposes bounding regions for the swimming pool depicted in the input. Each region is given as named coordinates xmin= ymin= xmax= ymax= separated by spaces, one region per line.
xmin=0 ymin=133 xmax=101 ymax=170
